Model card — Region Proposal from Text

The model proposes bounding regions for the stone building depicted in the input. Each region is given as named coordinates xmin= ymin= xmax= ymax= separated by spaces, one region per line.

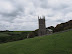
xmin=38 ymin=16 xmax=53 ymax=36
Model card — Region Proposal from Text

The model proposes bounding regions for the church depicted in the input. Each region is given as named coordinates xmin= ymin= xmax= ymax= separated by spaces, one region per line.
xmin=38 ymin=16 xmax=53 ymax=36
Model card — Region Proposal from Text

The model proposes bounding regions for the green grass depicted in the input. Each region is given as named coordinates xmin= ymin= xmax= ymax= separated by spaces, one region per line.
xmin=0 ymin=30 xmax=72 ymax=54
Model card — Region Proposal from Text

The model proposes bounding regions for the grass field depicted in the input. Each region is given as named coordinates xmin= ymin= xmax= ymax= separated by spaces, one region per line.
xmin=0 ymin=30 xmax=72 ymax=54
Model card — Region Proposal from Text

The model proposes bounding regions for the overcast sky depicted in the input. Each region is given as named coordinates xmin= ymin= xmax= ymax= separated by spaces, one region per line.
xmin=0 ymin=0 xmax=72 ymax=31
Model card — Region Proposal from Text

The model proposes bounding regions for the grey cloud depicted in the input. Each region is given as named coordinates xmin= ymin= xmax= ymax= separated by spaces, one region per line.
xmin=56 ymin=19 xmax=65 ymax=22
xmin=0 ymin=0 xmax=72 ymax=31
xmin=52 ymin=4 xmax=68 ymax=10
xmin=0 ymin=0 xmax=25 ymax=17
xmin=0 ymin=7 xmax=24 ymax=17
xmin=47 ymin=14 xmax=54 ymax=17
xmin=0 ymin=0 xmax=25 ymax=22
xmin=40 ymin=0 xmax=48 ymax=8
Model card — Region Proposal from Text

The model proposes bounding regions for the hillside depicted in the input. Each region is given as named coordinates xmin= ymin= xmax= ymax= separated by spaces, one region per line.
xmin=0 ymin=31 xmax=31 ymax=43
xmin=0 ymin=30 xmax=72 ymax=54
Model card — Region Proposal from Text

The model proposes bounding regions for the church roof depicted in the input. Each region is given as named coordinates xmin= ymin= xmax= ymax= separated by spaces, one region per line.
xmin=47 ymin=29 xmax=53 ymax=31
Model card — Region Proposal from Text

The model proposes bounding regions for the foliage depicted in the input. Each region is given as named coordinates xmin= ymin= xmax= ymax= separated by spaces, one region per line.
xmin=0 ymin=31 xmax=31 ymax=43
xmin=28 ymin=29 xmax=39 ymax=38
xmin=54 ymin=20 xmax=72 ymax=32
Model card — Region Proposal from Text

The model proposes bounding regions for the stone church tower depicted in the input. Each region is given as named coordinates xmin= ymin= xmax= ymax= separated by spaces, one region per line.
xmin=38 ymin=16 xmax=47 ymax=36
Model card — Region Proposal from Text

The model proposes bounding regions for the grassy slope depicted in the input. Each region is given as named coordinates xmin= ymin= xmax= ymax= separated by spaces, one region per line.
xmin=0 ymin=30 xmax=72 ymax=54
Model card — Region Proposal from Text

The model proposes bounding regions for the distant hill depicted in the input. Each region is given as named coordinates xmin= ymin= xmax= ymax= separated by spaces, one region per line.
xmin=54 ymin=20 xmax=72 ymax=32
xmin=0 ymin=30 xmax=72 ymax=54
